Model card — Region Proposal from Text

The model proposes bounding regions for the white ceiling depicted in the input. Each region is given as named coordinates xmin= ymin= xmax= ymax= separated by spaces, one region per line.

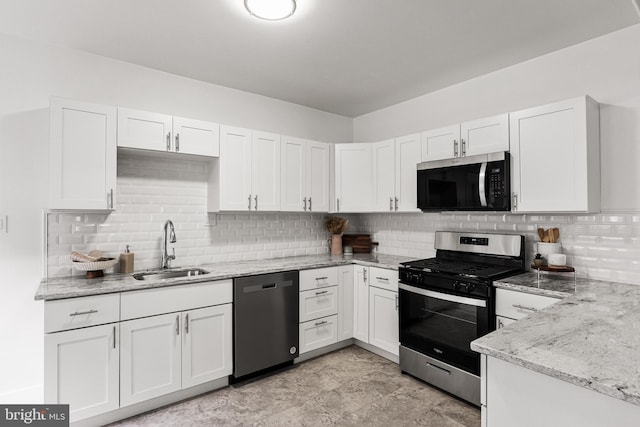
xmin=0 ymin=0 xmax=637 ymax=117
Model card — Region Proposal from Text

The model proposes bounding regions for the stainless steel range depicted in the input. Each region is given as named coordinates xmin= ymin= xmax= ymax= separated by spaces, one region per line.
xmin=398 ymin=231 xmax=525 ymax=406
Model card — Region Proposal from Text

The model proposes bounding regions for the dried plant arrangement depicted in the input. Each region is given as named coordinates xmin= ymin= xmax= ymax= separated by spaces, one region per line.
xmin=324 ymin=215 xmax=349 ymax=235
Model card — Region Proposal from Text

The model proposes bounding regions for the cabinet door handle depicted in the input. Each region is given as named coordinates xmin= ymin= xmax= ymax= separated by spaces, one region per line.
xmin=375 ymin=277 xmax=389 ymax=281
xmin=497 ymin=318 xmax=504 ymax=329
xmin=513 ymin=304 xmax=538 ymax=312
xmin=309 ymin=197 xmax=312 ymax=211
xmin=461 ymin=138 xmax=466 ymax=156
xmin=166 ymin=132 xmax=171 ymax=151
xmin=337 ymin=198 xmax=340 ymax=212
xmin=315 ymin=290 xmax=328 ymax=296
xmin=175 ymin=133 xmax=180 ymax=152
xmin=107 ymin=189 xmax=114 ymax=209
xmin=315 ymin=276 xmax=328 ymax=281
xmin=390 ymin=197 xmax=393 ymax=211
xmin=303 ymin=197 xmax=307 ymax=211
xmin=394 ymin=197 xmax=399 ymax=211
xmin=69 ymin=309 xmax=98 ymax=317
xmin=512 ymin=193 xmax=518 ymax=210
xmin=175 ymin=314 xmax=180 ymax=335
xmin=315 ymin=320 xmax=328 ymax=327
xmin=395 ymin=294 xmax=399 ymax=311
xmin=363 ymin=268 xmax=367 ymax=282
xmin=113 ymin=325 xmax=116 ymax=349
xmin=255 ymin=195 xmax=258 ymax=211
xmin=248 ymin=194 xmax=252 ymax=211
xmin=185 ymin=313 xmax=189 ymax=334
xmin=453 ymin=140 xmax=459 ymax=157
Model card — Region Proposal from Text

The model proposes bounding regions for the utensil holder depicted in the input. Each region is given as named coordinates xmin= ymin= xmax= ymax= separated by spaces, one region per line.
xmin=536 ymin=242 xmax=561 ymax=260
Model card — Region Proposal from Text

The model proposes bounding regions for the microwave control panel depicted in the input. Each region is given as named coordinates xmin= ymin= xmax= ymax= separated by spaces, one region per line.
xmin=487 ymin=162 xmax=508 ymax=208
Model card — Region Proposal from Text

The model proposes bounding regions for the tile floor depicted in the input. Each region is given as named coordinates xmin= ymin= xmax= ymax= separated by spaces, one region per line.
xmin=110 ymin=346 xmax=480 ymax=426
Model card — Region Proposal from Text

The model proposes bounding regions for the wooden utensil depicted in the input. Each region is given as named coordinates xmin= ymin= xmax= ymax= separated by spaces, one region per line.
xmin=553 ymin=228 xmax=560 ymax=243
xmin=543 ymin=229 xmax=550 ymax=243
xmin=537 ymin=228 xmax=545 ymax=242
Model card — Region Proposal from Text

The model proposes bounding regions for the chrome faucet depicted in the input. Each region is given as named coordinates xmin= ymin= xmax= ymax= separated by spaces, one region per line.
xmin=162 ymin=220 xmax=177 ymax=269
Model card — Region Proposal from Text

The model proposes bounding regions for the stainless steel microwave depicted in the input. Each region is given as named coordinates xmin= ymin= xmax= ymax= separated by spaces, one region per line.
xmin=417 ymin=151 xmax=510 ymax=211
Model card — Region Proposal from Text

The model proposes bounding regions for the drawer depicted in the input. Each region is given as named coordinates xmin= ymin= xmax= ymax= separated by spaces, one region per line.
xmin=299 ymin=314 xmax=338 ymax=354
xmin=300 ymin=267 xmax=338 ymax=291
xmin=299 ymin=286 xmax=338 ymax=322
xmin=495 ymin=288 xmax=560 ymax=320
xmin=369 ymin=267 xmax=398 ymax=292
xmin=121 ymin=280 xmax=232 ymax=320
xmin=45 ymin=293 xmax=120 ymax=333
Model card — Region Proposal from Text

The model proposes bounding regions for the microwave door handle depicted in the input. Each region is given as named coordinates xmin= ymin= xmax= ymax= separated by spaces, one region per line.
xmin=479 ymin=162 xmax=488 ymax=207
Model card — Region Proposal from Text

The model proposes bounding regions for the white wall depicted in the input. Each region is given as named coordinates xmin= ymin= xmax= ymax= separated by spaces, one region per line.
xmin=0 ymin=32 xmax=352 ymax=402
xmin=354 ymin=24 xmax=640 ymax=213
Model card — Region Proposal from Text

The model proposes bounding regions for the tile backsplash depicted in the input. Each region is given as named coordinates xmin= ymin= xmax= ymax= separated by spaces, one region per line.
xmin=47 ymin=151 xmax=640 ymax=285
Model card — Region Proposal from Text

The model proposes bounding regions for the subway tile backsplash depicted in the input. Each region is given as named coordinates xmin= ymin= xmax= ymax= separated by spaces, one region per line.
xmin=48 ymin=151 xmax=640 ymax=285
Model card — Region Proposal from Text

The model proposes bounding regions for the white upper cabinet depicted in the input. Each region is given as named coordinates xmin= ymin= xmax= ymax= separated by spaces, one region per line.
xmin=421 ymin=114 xmax=509 ymax=162
xmin=217 ymin=126 xmax=280 ymax=211
xmin=281 ymin=137 xmax=330 ymax=212
xmin=251 ymin=131 xmax=281 ymax=211
xmin=394 ymin=133 xmax=421 ymax=212
xmin=461 ymin=113 xmax=509 ymax=157
xmin=421 ymin=124 xmax=460 ymax=162
xmin=335 ymin=143 xmax=373 ymax=212
xmin=510 ymin=96 xmax=600 ymax=213
xmin=117 ymin=107 xmax=219 ymax=157
xmin=372 ymin=139 xmax=396 ymax=212
xmin=49 ymin=97 xmax=117 ymax=210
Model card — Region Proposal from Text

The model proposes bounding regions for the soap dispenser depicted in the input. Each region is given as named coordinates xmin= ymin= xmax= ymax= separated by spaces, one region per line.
xmin=119 ymin=245 xmax=134 ymax=273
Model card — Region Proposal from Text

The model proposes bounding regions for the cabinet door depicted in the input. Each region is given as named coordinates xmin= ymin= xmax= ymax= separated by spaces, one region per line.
xmin=219 ymin=125 xmax=252 ymax=211
xmin=461 ymin=113 xmax=509 ymax=157
xmin=281 ymin=136 xmax=306 ymax=212
xmin=337 ymin=265 xmax=354 ymax=341
xmin=117 ymin=107 xmax=173 ymax=151
xmin=510 ymin=96 xmax=599 ymax=213
xmin=353 ymin=266 xmax=369 ymax=342
xmin=369 ymin=286 xmax=399 ymax=356
xmin=44 ymin=323 xmax=119 ymax=422
xmin=421 ymin=124 xmax=460 ymax=161
xmin=335 ymin=143 xmax=373 ymax=212
xmin=306 ymin=140 xmax=330 ymax=212
xmin=120 ymin=313 xmax=181 ymax=406
xmin=394 ymin=133 xmax=421 ymax=212
xmin=372 ymin=139 xmax=396 ymax=212
xmin=252 ymin=131 xmax=281 ymax=211
xmin=173 ymin=117 xmax=220 ymax=157
xmin=49 ymin=98 xmax=117 ymax=210
xmin=182 ymin=304 xmax=232 ymax=389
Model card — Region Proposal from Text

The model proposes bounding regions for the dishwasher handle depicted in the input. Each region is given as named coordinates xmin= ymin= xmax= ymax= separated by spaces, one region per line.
xmin=241 ymin=280 xmax=293 ymax=294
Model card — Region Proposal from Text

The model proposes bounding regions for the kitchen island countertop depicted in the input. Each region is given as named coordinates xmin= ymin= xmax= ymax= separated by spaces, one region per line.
xmin=35 ymin=253 xmax=413 ymax=301
xmin=472 ymin=272 xmax=640 ymax=407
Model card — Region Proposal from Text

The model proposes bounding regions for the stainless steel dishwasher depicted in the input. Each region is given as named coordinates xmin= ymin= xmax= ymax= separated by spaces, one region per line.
xmin=233 ymin=270 xmax=299 ymax=379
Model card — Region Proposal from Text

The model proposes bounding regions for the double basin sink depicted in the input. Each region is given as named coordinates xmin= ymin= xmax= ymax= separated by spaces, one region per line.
xmin=132 ymin=268 xmax=209 ymax=281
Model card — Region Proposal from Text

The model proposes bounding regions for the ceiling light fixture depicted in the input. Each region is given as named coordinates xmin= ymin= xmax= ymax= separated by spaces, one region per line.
xmin=244 ymin=0 xmax=296 ymax=21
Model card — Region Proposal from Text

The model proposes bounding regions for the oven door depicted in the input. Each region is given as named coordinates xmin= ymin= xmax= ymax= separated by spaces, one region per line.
xmin=399 ymin=283 xmax=490 ymax=375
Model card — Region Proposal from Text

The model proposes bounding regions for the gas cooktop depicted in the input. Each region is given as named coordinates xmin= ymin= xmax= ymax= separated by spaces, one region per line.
xmin=400 ymin=258 xmax=523 ymax=281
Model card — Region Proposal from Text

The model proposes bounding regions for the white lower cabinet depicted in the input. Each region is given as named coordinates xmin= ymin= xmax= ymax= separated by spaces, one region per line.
xmin=495 ymin=288 xmax=560 ymax=326
xmin=44 ymin=323 xmax=119 ymax=422
xmin=120 ymin=313 xmax=182 ymax=406
xmin=368 ymin=286 xmax=399 ymax=356
xmin=337 ymin=265 xmax=354 ymax=341
xmin=353 ymin=266 xmax=369 ymax=342
xmin=299 ymin=315 xmax=339 ymax=354
xmin=182 ymin=304 xmax=233 ymax=388
xmin=299 ymin=286 xmax=338 ymax=323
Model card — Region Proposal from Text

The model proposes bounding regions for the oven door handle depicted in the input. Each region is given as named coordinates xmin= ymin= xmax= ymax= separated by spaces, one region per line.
xmin=399 ymin=283 xmax=487 ymax=308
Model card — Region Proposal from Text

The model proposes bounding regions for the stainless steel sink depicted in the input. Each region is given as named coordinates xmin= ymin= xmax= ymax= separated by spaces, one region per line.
xmin=133 ymin=268 xmax=210 ymax=281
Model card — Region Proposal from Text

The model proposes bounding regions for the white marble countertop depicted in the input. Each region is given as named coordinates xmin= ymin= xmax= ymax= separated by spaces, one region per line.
xmin=493 ymin=271 xmax=576 ymax=298
xmin=472 ymin=273 xmax=640 ymax=407
xmin=35 ymin=253 xmax=412 ymax=301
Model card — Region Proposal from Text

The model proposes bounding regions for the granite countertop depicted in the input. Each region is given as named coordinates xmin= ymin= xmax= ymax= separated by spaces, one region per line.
xmin=493 ymin=271 xmax=577 ymax=298
xmin=472 ymin=274 xmax=640 ymax=407
xmin=35 ymin=253 xmax=412 ymax=301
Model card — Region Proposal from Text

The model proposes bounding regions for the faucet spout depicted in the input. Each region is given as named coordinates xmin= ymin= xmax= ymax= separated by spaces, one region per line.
xmin=162 ymin=220 xmax=177 ymax=269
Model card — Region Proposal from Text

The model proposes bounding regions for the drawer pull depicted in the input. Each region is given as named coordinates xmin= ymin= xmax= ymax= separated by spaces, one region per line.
xmin=426 ymin=361 xmax=451 ymax=375
xmin=315 ymin=276 xmax=328 ymax=281
xmin=315 ymin=290 xmax=328 ymax=296
xmin=185 ymin=313 xmax=189 ymax=334
xmin=314 ymin=320 xmax=328 ymax=327
xmin=375 ymin=277 xmax=389 ymax=281
xmin=69 ymin=309 xmax=98 ymax=317
xmin=176 ymin=315 xmax=180 ymax=336
xmin=113 ymin=325 xmax=116 ymax=349
xmin=513 ymin=304 xmax=538 ymax=312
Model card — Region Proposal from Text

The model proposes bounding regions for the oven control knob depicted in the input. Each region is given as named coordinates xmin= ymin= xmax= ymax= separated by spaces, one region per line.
xmin=452 ymin=281 xmax=460 ymax=291
xmin=466 ymin=284 xmax=475 ymax=293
